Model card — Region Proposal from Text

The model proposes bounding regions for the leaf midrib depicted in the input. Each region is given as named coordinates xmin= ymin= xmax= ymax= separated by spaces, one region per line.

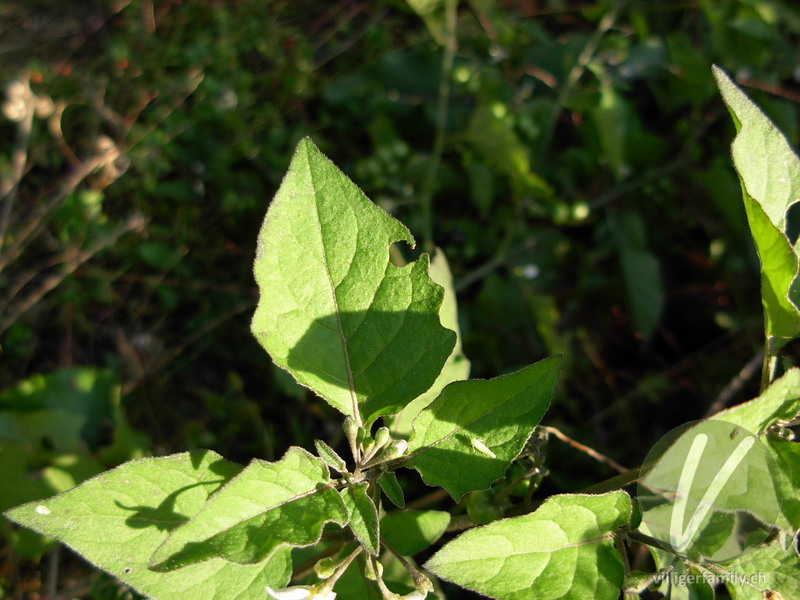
xmin=306 ymin=150 xmax=360 ymax=424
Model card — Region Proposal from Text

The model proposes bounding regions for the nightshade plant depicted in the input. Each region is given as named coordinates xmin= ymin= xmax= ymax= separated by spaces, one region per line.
xmin=4 ymin=68 xmax=800 ymax=600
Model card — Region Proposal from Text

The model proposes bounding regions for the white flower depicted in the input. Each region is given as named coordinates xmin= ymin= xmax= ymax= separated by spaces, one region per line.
xmin=265 ymin=585 xmax=337 ymax=600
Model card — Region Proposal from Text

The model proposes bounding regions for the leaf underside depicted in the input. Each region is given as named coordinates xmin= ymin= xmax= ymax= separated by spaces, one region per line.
xmin=4 ymin=451 xmax=291 ymax=600
xmin=425 ymin=491 xmax=631 ymax=600
xmin=714 ymin=66 xmax=800 ymax=343
xmin=149 ymin=447 xmax=347 ymax=571
xmin=251 ymin=137 xmax=455 ymax=425
xmin=406 ymin=356 xmax=562 ymax=499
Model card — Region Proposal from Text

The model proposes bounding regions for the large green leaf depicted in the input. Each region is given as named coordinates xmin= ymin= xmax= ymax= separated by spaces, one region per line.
xmin=425 ymin=491 xmax=631 ymax=600
xmin=405 ymin=356 xmax=561 ymax=499
xmin=341 ymin=483 xmax=380 ymax=555
xmin=716 ymin=368 xmax=800 ymax=531
xmin=714 ymin=66 xmax=800 ymax=343
xmin=251 ymin=137 xmax=455 ymax=425
xmin=638 ymin=416 xmax=789 ymax=563
xmin=150 ymin=447 xmax=347 ymax=570
xmin=390 ymin=248 xmax=471 ymax=436
xmin=722 ymin=540 xmax=800 ymax=600
xmin=715 ymin=367 xmax=800 ymax=434
xmin=3 ymin=451 xmax=291 ymax=600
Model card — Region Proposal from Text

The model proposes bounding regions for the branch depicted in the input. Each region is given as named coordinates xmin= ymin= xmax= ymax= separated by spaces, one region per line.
xmin=0 ymin=212 xmax=145 ymax=336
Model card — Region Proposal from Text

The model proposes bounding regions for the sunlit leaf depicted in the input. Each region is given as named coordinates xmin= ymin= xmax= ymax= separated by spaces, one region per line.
xmin=342 ymin=484 xmax=380 ymax=555
xmin=251 ymin=138 xmax=455 ymax=425
xmin=425 ymin=491 xmax=631 ymax=599
xmin=390 ymin=248 xmax=470 ymax=436
xmin=714 ymin=66 xmax=800 ymax=344
xmin=149 ymin=447 xmax=347 ymax=570
xmin=4 ymin=451 xmax=291 ymax=600
xmin=406 ymin=356 xmax=561 ymax=499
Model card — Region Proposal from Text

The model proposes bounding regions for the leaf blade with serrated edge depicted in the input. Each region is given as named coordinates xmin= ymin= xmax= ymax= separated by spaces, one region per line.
xmin=3 ymin=451 xmax=291 ymax=600
xmin=389 ymin=248 xmax=471 ymax=436
xmin=149 ymin=447 xmax=347 ymax=571
xmin=714 ymin=66 xmax=800 ymax=343
xmin=715 ymin=367 xmax=800 ymax=434
xmin=251 ymin=138 xmax=455 ymax=425
xmin=341 ymin=484 xmax=380 ymax=555
xmin=425 ymin=491 xmax=631 ymax=600
xmin=721 ymin=539 xmax=800 ymax=600
xmin=715 ymin=368 xmax=800 ymax=532
xmin=405 ymin=356 xmax=561 ymax=499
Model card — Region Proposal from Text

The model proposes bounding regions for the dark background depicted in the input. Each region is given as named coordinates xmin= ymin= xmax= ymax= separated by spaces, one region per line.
xmin=1 ymin=0 xmax=798 ymax=598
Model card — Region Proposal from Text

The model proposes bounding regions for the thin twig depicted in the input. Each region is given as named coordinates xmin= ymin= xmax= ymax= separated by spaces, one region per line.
xmin=445 ymin=514 xmax=478 ymax=532
xmin=0 ymin=212 xmax=145 ymax=335
xmin=453 ymin=236 xmax=534 ymax=293
xmin=407 ymin=487 xmax=449 ymax=510
xmin=589 ymin=106 xmax=721 ymax=211
xmin=615 ymin=534 xmax=637 ymax=600
xmin=704 ymin=350 xmax=763 ymax=417
xmin=0 ymin=149 xmax=121 ymax=273
xmin=121 ymin=298 xmax=256 ymax=394
xmin=44 ymin=545 xmax=60 ymax=599
xmin=543 ymin=425 xmax=628 ymax=473
xmin=313 ymin=6 xmax=391 ymax=70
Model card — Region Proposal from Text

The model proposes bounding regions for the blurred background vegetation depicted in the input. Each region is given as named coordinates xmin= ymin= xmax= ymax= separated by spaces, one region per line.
xmin=1 ymin=0 xmax=799 ymax=598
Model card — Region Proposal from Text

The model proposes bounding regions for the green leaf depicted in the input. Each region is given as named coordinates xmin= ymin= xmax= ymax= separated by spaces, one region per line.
xmin=377 ymin=471 xmax=405 ymax=508
xmin=405 ymin=356 xmax=561 ymax=499
xmin=713 ymin=66 xmax=800 ymax=343
xmin=716 ymin=368 xmax=800 ymax=531
xmin=768 ymin=436 xmax=800 ymax=533
xmin=638 ymin=415 xmax=794 ymax=564
xmin=0 ymin=368 xmax=149 ymax=557
xmin=381 ymin=509 xmax=450 ymax=556
xmin=715 ymin=367 xmax=800 ymax=433
xmin=609 ymin=211 xmax=663 ymax=339
xmin=425 ymin=491 xmax=631 ymax=600
xmin=341 ymin=484 xmax=380 ymax=555
xmin=149 ymin=447 xmax=347 ymax=570
xmin=663 ymin=562 xmax=716 ymax=600
xmin=0 ymin=367 xmax=117 ymax=452
xmin=314 ymin=439 xmax=348 ymax=473
xmin=251 ymin=137 xmax=455 ymax=426
xmin=722 ymin=540 xmax=800 ymax=600
xmin=390 ymin=248 xmax=471 ymax=437
xmin=464 ymin=101 xmax=553 ymax=200
xmin=3 ymin=451 xmax=291 ymax=600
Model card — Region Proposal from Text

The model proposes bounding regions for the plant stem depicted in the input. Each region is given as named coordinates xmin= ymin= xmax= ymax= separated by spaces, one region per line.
xmin=543 ymin=426 xmax=628 ymax=473
xmin=0 ymin=212 xmax=146 ymax=336
xmin=317 ymin=545 xmax=364 ymax=595
xmin=761 ymin=336 xmax=782 ymax=391
xmin=419 ymin=0 xmax=457 ymax=254
xmin=615 ymin=534 xmax=637 ymax=600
